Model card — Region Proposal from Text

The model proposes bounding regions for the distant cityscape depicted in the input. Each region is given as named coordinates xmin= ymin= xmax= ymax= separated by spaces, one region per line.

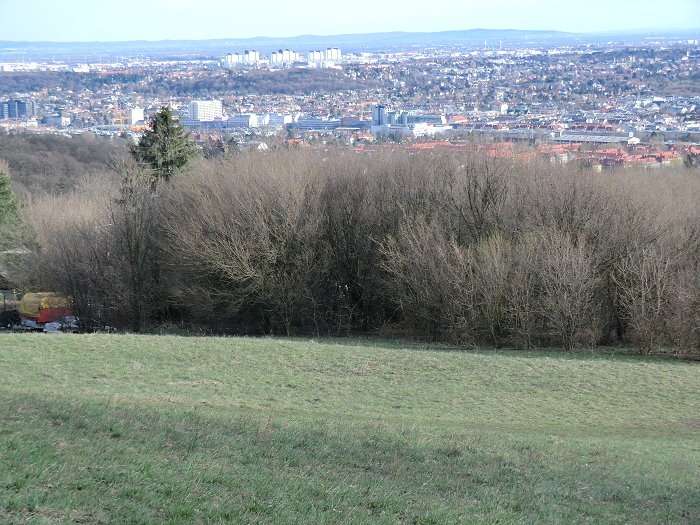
xmin=221 ymin=47 xmax=342 ymax=68
xmin=1 ymin=31 xmax=699 ymax=168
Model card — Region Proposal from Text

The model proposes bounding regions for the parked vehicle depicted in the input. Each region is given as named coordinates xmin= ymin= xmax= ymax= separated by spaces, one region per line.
xmin=18 ymin=292 xmax=77 ymax=332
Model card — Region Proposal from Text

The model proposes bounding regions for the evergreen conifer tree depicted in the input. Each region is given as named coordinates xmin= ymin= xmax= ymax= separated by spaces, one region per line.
xmin=130 ymin=106 xmax=198 ymax=185
xmin=0 ymin=162 xmax=19 ymax=250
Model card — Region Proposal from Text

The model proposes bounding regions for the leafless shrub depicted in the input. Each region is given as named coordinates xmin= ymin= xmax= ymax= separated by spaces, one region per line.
xmin=665 ymin=267 xmax=700 ymax=354
xmin=536 ymin=230 xmax=600 ymax=350
xmin=612 ymin=246 xmax=673 ymax=354
xmin=380 ymin=216 xmax=476 ymax=342
xmin=472 ymin=234 xmax=511 ymax=346
xmin=506 ymin=234 xmax=540 ymax=349
xmin=109 ymin=167 xmax=161 ymax=331
xmin=23 ymin=167 xmax=160 ymax=330
xmin=23 ymin=176 xmax=116 ymax=326
xmin=161 ymin=152 xmax=325 ymax=335
xmin=448 ymin=155 xmax=513 ymax=243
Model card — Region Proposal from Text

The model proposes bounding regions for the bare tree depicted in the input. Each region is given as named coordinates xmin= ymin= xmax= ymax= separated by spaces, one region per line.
xmin=109 ymin=166 xmax=161 ymax=331
xmin=380 ymin=216 xmax=476 ymax=341
xmin=537 ymin=230 xmax=599 ymax=351
xmin=507 ymin=234 xmax=540 ymax=349
xmin=472 ymin=233 xmax=511 ymax=346
xmin=613 ymin=246 xmax=673 ymax=354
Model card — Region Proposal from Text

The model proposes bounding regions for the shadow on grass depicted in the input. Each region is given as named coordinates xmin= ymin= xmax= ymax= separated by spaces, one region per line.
xmin=28 ymin=331 xmax=700 ymax=365
xmin=264 ymin=334 xmax=700 ymax=366
xmin=1 ymin=393 xmax=699 ymax=524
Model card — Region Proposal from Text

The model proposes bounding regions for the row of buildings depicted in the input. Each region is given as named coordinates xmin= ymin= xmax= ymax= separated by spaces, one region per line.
xmin=398 ymin=141 xmax=696 ymax=170
xmin=221 ymin=48 xmax=342 ymax=69
xmin=221 ymin=50 xmax=263 ymax=68
xmin=184 ymin=100 xmax=292 ymax=129
xmin=0 ymin=100 xmax=36 ymax=120
xmin=183 ymin=99 xmax=452 ymax=137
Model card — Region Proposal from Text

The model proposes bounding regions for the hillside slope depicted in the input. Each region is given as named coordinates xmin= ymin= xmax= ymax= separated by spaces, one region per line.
xmin=1 ymin=335 xmax=699 ymax=524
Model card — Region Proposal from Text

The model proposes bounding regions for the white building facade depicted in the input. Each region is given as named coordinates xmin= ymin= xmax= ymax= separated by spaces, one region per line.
xmin=189 ymin=100 xmax=223 ymax=122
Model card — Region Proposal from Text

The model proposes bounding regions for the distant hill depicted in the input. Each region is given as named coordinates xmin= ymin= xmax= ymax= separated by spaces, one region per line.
xmin=1 ymin=28 xmax=698 ymax=61
xmin=0 ymin=29 xmax=587 ymax=61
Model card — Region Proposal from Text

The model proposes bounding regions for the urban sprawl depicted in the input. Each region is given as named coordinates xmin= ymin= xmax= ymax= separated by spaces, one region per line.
xmin=2 ymin=38 xmax=700 ymax=168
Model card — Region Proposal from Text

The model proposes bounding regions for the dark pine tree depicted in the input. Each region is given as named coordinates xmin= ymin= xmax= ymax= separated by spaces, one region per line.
xmin=130 ymin=106 xmax=198 ymax=185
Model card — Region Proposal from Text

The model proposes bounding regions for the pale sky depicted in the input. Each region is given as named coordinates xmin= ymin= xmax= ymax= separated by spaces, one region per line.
xmin=2 ymin=0 xmax=699 ymax=42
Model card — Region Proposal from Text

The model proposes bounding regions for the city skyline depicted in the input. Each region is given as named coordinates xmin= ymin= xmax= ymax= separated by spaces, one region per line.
xmin=2 ymin=0 xmax=699 ymax=42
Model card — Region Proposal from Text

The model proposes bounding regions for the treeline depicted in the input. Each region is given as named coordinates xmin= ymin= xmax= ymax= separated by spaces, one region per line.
xmin=0 ymin=133 xmax=126 ymax=194
xmin=0 ymin=72 xmax=143 ymax=94
xmin=0 ymin=68 xmax=377 ymax=99
xmin=14 ymin=148 xmax=700 ymax=354
xmin=159 ymin=69 xmax=379 ymax=97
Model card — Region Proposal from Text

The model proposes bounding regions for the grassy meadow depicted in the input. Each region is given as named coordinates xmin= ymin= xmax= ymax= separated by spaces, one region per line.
xmin=0 ymin=334 xmax=699 ymax=524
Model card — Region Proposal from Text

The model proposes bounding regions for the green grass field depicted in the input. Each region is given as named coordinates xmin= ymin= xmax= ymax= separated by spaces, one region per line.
xmin=0 ymin=334 xmax=699 ymax=524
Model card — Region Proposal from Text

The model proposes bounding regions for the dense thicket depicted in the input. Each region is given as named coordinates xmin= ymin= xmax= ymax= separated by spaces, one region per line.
xmin=0 ymin=133 xmax=126 ymax=193
xmin=16 ymin=149 xmax=700 ymax=353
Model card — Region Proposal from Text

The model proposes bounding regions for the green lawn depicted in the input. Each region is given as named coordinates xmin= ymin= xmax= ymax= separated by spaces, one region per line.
xmin=0 ymin=334 xmax=699 ymax=524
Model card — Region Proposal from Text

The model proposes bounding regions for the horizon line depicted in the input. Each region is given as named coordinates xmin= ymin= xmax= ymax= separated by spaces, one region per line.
xmin=1 ymin=26 xmax=699 ymax=46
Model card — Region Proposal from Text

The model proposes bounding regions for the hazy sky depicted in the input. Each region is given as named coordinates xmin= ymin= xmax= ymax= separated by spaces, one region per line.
xmin=2 ymin=0 xmax=699 ymax=42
